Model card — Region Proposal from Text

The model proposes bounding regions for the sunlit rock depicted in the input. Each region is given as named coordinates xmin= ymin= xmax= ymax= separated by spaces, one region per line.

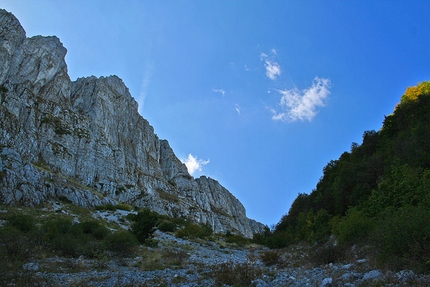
xmin=0 ymin=9 xmax=265 ymax=237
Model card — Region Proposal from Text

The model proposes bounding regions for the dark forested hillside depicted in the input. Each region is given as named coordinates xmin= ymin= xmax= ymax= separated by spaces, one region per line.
xmin=260 ymin=81 xmax=430 ymax=272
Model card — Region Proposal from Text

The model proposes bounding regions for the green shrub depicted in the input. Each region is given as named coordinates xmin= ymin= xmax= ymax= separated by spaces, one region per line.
xmin=92 ymin=225 xmax=110 ymax=240
xmin=158 ymin=220 xmax=176 ymax=232
xmin=50 ymin=233 xmax=84 ymax=257
xmin=373 ymin=206 xmax=430 ymax=272
xmin=7 ymin=214 xmax=36 ymax=233
xmin=131 ymin=209 xmax=159 ymax=243
xmin=0 ymin=226 xmax=32 ymax=260
xmin=260 ymin=250 xmax=281 ymax=266
xmin=264 ymin=230 xmax=295 ymax=249
xmin=310 ymin=209 xmax=332 ymax=243
xmin=310 ymin=243 xmax=347 ymax=265
xmin=170 ymin=217 xmax=188 ymax=226
xmin=95 ymin=204 xmax=117 ymax=211
xmin=103 ymin=231 xmax=137 ymax=256
xmin=175 ymin=222 xmax=213 ymax=239
xmin=79 ymin=220 xmax=100 ymax=234
xmin=42 ymin=217 xmax=74 ymax=240
xmin=78 ymin=221 xmax=109 ymax=240
xmin=224 ymin=233 xmax=250 ymax=246
xmin=58 ymin=195 xmax=72 ymax=204
xmin=334 ymin=208 xmax=373 ymax=244
xmin=42 ymin=217 xmax=108 ymax=257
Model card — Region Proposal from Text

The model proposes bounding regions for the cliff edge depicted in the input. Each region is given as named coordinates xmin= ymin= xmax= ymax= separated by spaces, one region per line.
xmin=0 ymin=9 xmax=265 ymax=237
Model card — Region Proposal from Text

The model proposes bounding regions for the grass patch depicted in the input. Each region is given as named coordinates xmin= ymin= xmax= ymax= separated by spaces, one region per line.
xmin=212 ymin=261 xmax=262 ymax=287
xmin=260 ymin=249 xmax=281 ymax=266
xmin=175 ymin=222 xmax=213 ymax=240
xmin=210 ymin=204 xmax=232 ymax=218
xmin=32 ymin=160 xmax=54 ymax=173
xmin=63 ymin=176 xmax=104 ymax=199
xmin=156 ymin=188 xmax=180 ymax=203
xmin=223 ymin=232 xmax=251 ymax=246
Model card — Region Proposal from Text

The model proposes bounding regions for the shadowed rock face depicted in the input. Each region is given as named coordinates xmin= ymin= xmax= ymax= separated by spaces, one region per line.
xmin=0 ymin=9 xmax=265 ymax=237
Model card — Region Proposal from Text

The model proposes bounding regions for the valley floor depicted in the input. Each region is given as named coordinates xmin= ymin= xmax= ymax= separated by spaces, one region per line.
xmin=1 ymin=202 xmax=429 ymax=286
xmin=16 ymin=230 xmax=430 ymax=287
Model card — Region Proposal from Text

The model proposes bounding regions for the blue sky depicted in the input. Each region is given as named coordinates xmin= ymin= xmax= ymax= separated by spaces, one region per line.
xmin=2 ymin=1 xmax=430 ymax=226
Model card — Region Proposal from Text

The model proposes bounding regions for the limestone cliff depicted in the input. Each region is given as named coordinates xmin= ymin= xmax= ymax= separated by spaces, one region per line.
xmin=0 ymin=9 xmax=265 ymax=237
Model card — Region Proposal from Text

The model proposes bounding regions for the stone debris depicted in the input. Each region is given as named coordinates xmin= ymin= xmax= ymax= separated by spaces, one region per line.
xmin=23 ymin=231 xmax=429 ymax=286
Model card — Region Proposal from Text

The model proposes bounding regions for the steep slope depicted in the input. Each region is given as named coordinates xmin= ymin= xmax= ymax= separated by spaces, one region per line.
xmin=264 ymin=81 xmax=430 ymax=272
xmin=0 ymin=9 xmax=264 ymax=237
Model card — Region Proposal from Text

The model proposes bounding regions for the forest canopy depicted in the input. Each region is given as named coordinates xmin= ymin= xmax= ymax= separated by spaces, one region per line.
xmin=257 ymin=81 xmax=430 ymax=273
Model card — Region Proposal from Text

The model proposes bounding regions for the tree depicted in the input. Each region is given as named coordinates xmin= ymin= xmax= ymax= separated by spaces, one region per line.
xmin=131 ymin=209 xmax=159 ymax=243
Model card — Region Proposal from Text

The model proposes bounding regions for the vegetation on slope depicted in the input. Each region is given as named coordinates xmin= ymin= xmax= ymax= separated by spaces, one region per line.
xmin=258 ymin=81 xmax=430 ymax=273
xmin=0 ymin=200 xmax=258 ymax=285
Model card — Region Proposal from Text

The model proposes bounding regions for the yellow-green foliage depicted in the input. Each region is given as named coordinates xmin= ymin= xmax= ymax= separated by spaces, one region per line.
xmin=400 ymin=81 xmax=430 ymax=104
xmin=267 ymin=81 xmax=430 ymax=273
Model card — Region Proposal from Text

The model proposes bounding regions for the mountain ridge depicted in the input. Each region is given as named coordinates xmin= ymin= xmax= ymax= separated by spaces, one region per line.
xmin=0 ymin=9 xmax=265 ymax=238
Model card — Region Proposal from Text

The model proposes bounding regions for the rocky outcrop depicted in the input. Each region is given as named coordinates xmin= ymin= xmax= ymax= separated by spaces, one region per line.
xmin=0 ymin=9 xmax=265 ymax=237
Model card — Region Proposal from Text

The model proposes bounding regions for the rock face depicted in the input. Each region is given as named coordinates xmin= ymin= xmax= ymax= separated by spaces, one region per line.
xmin=0 ymin=9 xmax=265 ymax=237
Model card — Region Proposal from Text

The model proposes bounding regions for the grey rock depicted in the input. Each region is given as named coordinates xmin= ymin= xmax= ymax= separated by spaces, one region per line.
xmin=362 ymin=270 xmax=383 ymax=280
xmin=0 ymin=9 xmax=265 ymax=237
xmin=397 ymin=270 xmax=417 ymax=283
xmin=320 ymin=277 xmax=332 ymax=287
xmin=253 ymin=278 xmax=268 ymax=287
xmin=22 ymin=262 xmax=39 ymax=271
xmin=340 ymin=272 xmax=360 ymax=281
xmin=341 ymin=263 xmax=353 ymax=270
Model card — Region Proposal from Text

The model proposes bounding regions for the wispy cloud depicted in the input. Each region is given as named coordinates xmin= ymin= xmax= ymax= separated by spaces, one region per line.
xmin=138 ymin=63 xmax=153 ymax=112
xmin=235 ymin=104 xmax=241 ymax=115
xmin=260 ymin=50 xmax=281 ymax=80
xmin=212 ymin=88 xmax=226 ymax=96
xmin=272 ymin=77 xmax=331 ymax=122
xmin=181 ymin=154 xmax=210 ymax=176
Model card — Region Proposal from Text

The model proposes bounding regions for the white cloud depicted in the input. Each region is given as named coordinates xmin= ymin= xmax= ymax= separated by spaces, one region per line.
xmin=272 ymin=77 xmax=331 ymax=122
xmin=265 ymin=60 xmax=281 ymax=80
xmin=235 ymin=104 xmax=241 ymax=115
xmin=138 ymin=63 xmax=153 ymax=112
xmin=260 ymin=51 xmax=281 ymax=80
xmin=181 ymin=154 xmax=210 ymax=176
xmin=212 ymin=88 xmax=226 ymax=96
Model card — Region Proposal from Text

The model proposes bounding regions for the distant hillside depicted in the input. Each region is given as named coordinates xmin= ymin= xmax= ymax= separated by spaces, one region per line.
xmin=261 ymin=81 xmax=430 ymax=272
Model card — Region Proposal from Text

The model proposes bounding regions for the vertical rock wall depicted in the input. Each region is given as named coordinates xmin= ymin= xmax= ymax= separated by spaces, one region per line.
xmin=0 ymin=9 xmax=265 ymax=237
